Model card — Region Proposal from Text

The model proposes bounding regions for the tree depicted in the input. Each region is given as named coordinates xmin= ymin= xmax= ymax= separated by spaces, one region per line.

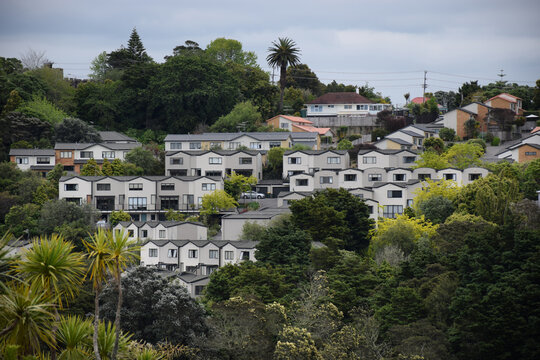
xmin=274 ymin=326 xmax=321 ymax=360
xmin=423 ymin=137 xmax=445 ymax=154
xmin=417 ymin=195 xmax=455 ymax=224
xmin=286 ymin=64 xmax=324 ymax=96
xmin=16 ymin=95 xmax=68 ymax=125
xmin=377 ymin=110 xmax=407 ymax=134
xmin=4 ymin=203 xmax=41 ymax=237
xmin=109 ymin=210 xmax=131 ymax=226
xmin=2 ymin=90 xmax=23 ymax=115
xmin=55 ymin=118 xmax=101 ymax=143
xmin=224 ymin=171 xmax=257 ymax=200
xmin=102 ymin=158 xmax=113 ymax=176
xmin=464 ymin=117 xmax=479 ymax=139
xmin=124 ymin=147 xmax=163 ymax=175
xmin=27 ymin=66 xmax=76 ymax=113
xmin=443 ymin=142 xmax=484 ymax=169
xmin=412 ymin=178 xmax=461 ymax=214
xmin=210 ymin=101 xmax=262 ymax=133
xmin=266 ymin=38 xmax=301 ymax=113
xmin=438 ymin=127 xmax=456 ymax=142
xmin=89 ymin=51 xmax=113 ymax=81
xmin=201 ymin=189 xmax=238 ymax=215
xmin=205 ymin=37 xmax=257 ymax=66
xmin=100 ymin=267 xmax=206 ymax=345
xmin=170 ymin=40 xmax=203 ymax=57
xmin=74 ymin=80 xmax=121 ymax=130
xmin=80 ymin=158 xmax=103 ymax=176
xmin=337 ymin=139 xmax=353 ymax=150
xmin=266 ymin=147 xmax=286 ymax=179
xmin=413 ymin=150 xmax=450 ymax=170
xmin=456 ymin=80 xmax=481 ymax=106
xmin=20 ymin=49 xmax=51 ymax=70
xmin=408 ymin=98 xmax=439 ymax=124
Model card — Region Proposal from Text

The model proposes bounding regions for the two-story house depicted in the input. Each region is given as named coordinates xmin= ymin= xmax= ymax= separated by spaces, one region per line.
xmin=357 ymin=149 xmax=419 ymax=170
xmin=55 ymin=142 xmax=141 ymax=173
xmin=9 ymin=149 xmax=56 ymax=176
xmin=282 ymin=150 xmax=349 ymax=179
xmin=266 ymin=115 xmax=334 ymax=138
xmin=165 ymin=150 xmax=263 ymax=180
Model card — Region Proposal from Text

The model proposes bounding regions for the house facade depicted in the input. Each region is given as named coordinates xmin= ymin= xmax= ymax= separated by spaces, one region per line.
xmin=282 ymin=150 xmax=349 ymax=179
xmin=9 ymin=149 xmax=56 ymax=176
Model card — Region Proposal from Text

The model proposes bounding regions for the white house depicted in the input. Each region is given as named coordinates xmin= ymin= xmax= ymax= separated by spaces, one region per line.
xmin=357 ymin=149 xmax=418 ymax=170
xmin=282 ymin=150 xmax=349 ymax=179
xmin=306 ymin=92 xmax=391 ymax=117
xmin=9 ymin=149 xmax=56 ymax=176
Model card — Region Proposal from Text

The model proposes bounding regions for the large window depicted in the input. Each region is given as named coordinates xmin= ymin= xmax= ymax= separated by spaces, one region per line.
xmin=228 ymin=142 xmax=240 ymax=149
xmin=205 ymin=171 xmax=222 ymax=177
xmin=383 ymin=205 xmax=403 ymax=218
xmin=188 ymin=249 xmax=198 ymax=258
xmin=320 ymin=176 xmax=333 ymax=184
xmin=249 ymin=142 xmax=262 ymax=149
xmin=444 ymin=173 xmax=456 ymax=181
xmin=269 ymin=142 xmax=281 ymax=148
xmin=80 ymin=151 xmax=93 ymax=158
xmin=288 ymin=157 xmax=301 ymax=164
xmin=357 ymin=104 xmax=369 ymax=110
xmin=239 ymin=157 xmax=252 ymax=164
xmin=368 ymin=174 xmax=382 ymax=181
xmin=327 ymin=157 xmax=341 ymax=164
xmin=149 ymin=248 xmax=158 ymax=257
xmin=310 ymin=105 xmax=322 ymax=112
xmin=189 ymin=142 xmax=201 ymax=149
xmin=280 ymin=123 xmax=289 ymax=128
xmin=296 ymin=179 xmax=308 ymax=186
xmin=363 ymin=156 xmax=376 ymax=164
xmin=129 ymin=183 xmax=143 ymax=191
xmin=128 ymin=197 xmax=147 ymax=210
xmin=97 ymin=183 xmax=111 ymax=191
xmin=224 ymin=251 xmax=234 ymax=260
xmin=387 ymin=190 xmax=403 ymax=198
xmin=202 ymin=183 xmax=216 ymax=191
xmin=344 ymin=105 xmax=352 ymax=110
xmin=170 ymin=142 xmax=182 ymax=149
xmin=209 ymin=157 xmax=222 ymax=164
xmin=418 ymin=173 xmax=431 ymax=181
xmin=393 ymin=174 xmax=406 ymax=181
xmin=64 ymin=184 xmax=78 ymax=191
xmin=209 ymin=249 xmax=219 ymax=259
xmin=525 ymin=151 xmax=537 ymax=156
xmin=36 ymin=157 xmax=50 ymax=164
xmin=170 ymin=157 xmax=183 ymax=165
xmin=469 ymin=173 xmax=482 ymax=181
xmin=344 ymin=174 xmax=357 ymax=181
xmin=160 ymin=196 xmax=179 ymax=210
xmin=16 ymin=157 xmax=28 ymax=164
xmin=167 ymin=249 xmax=178 ymax=258
xmin=60 ymin=151 xmax=72 ymax=158
xmin=159 ymin=230 xmax=166 ymax=238
xmin=403 ymin=156 xmax=416 ymax=163
xmin=161 ymin=183 xmax=175 ymax=191
xmin=102 ymin=151 xmax=115 ymax=159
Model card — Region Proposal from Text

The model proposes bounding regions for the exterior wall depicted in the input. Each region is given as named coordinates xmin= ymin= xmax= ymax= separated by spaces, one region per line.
xmin=441 ymin=110 xmax=458 ymax=134
xmin=55 ymin=150 xmax=75 ymax=169
xmin=362 ymin=167 xmax=388 ymax=185
xmin=221 ymin=243 xmax=256 ymax=265
xmin=456 ymin=110 xmax=471 ymax=139
xmin=290 ymin=174 xmax=315 ymax=192
xmin=372 ymin=184 xmax=408 ymax=218
xmin=338 ymin=169 xmax=364 ymax=189
xmin=179 ymin=242 xmax=202 ymax=271
xmin=462 ymin=167 xmax=490 ymax=185
xmin=10 ymin=154 xmax=55 ymax=171
xmin=412 ymin=167 xmax=438 ymax=181
xmin=170 ymin=224 xmax=207 ymax=240
xmin=313 ymin=170 xmax=339 ymax=190
xmin=358 ymin=152 xmax=392 ymax=169
xmin=376 ymin=139 xmax=402 ymax=150
xmin=141 ymin=242 xmax=160 ymax=266
xmin=283 ymin=151 xmax=348 ymax=178
xmin=387 ymin=168 xmax=412 ymax=182
xmin=437 ymin=169 xmax=463 ymax=184
xmin=198 ymin=243 xmax=221 ymax=270
xmin=396 ymin=151 xmax=418 ymax=168
xmin=518 ymin=144 xmax=540 ymax=163
xmin=278 ymin=193 xmax=309 ymax=207
xmin=59 ymin=178 xmax=92 ymax=204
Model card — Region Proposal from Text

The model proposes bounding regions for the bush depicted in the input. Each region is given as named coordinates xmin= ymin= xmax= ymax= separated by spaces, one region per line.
xmin=467 ymin=138 xmax=486 ymax=152
xmin=439 ymin=127 xmax=456 ymax=142
xmin=485 ymin=132 xmax=494 ymax=144
xmin=491 ymin=137 xmax=501 ymax=146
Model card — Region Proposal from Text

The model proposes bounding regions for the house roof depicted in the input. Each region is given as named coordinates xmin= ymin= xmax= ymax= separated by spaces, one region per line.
xmin=98 ymin=131 xmax=138 ymax=143
xmin=9 ymin=148 xmax=55 ymax=156
xmin=399 ymin=130 xmax=424 ymax=138
xmin=307 ymin=92 xmax=374 ymax=105
xmin=267 ymin=115 xmax=313 ymax=125
xmin=487 ymin=93 xmax=521 ymax=103
xmin=379 ymin=137 xmax=413 ymax=146
xmin=283 ymin=149 xmax=348 ymax=156
xmin=54 ymin=142 xmax=140 ymax=150
xmin=407 ymin=124 xmax=437 ymax=133
xmin=177 ymin=273 xmax=209 ymax=284
xmin=164 ymin=132 xmax=292 ymax=142
xmin=277 ymin=191 xmax=313 ymax=198
xmin=290 ymin=132 xmax=319 ymax=140
xmin=59 ymin=175 xmax=222 ymax=183
xmin=411 ymin=97 xmax=430 ymax=104
xmin=531 ymin=127 xmax=540 ymax=134
xmin=292 ymin=124 xmax=333 ymax=135
xmin=357 ymin=149 xmax=418 ymax=155
xmin=166 ymin=149 xmax=260 ymax=157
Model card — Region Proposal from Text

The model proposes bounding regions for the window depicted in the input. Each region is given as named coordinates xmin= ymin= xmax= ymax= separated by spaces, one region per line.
xmin=128 ymin=197 xmax=147 ymax=210
xmin=387 ymin=190 xmax=403 ymax=198
xmin=344 ymin=174 xmax=357 ymax=181
xmin=64 ymin=184 xmax=78 ymax=191
xmin=310 ymin=105 xmax=322 ymax=112
xmin=167 ymin=249 xmax=177 ymax=258
xmin=206 ymin=266 xmax=218 ymax=275
xmin=160 ymin=196 xmax=179 ymax=210
xmin=127 ymin=229 xmax=134 ymax=237
xmin=368 ymin=206 xmax=374 ymax=214
xmin=36 ymin=157 xmax=50 ymax=164
xmin=183 ymin=194 xmax=194 ymax=205
xmin=80 ymin=151 xmax=93 ymax=158
xmin=444 ymin=173 xmax=456 ymax=181
xmin=241 ymin=251 xmax=250 ymax=260
xmin=249 ymin=142 xmax=262 ymax=149
xmin=320 ymin=176 xmax=333 ymax=184
xmin=280 ymin=123 xmax=289 ymax=128
xmin=189 ymin=142 xmax=201 ymax=149
xmin=195 ymin=285 xmax=205 ymax=296
xmin=188 ymin=249 xmax=198 ymax=258
xmin=296 ymin=179 xmax=308 ymax=186
xmin=149 ymin=248 xmax=158 ymax=257
xmin=224 ymin=251 xmax=234 ymax=260
xmin=102 ymin=151 xmax=115 ymax=159
xmin=407 ymin=199 xmax=414 ymax=208
xmin=357 ymin=104 xmax=368 ymax=110
xmin=186 ymin=266 xmax=197 ymax=273
xmin=269 ymin=142 xmax=281 ymax=148
xmin=240 ymin=157 xmax=252 ymax=164
xmin=288 ymin=157 xmax=301 ymax=164
xmin=327 ymin=157 xmax=341 ymax=164
xmin=228 ymin=142 xmax=240 ymax=149
xmin=161 ymin=183 xmax=175 ymax=191
xmin=209 ymin=157 xmax=222 ymax=164
xmin=368 ymin=174 xmax=382 ymax=181
xmin=403 ymin=156 xmax=416 ymax=163
xmin=363 ymin=156 xmax=376 ymax=164
xmin=16 ymin=157 xmax=28 ymax=164
xmin=170 ymin=158 xmax=183 ymax=165
xmin=418 ymin=173 xmax=431 ymax=181
xmin=209 ymin=249 xmax=219 ymax=259
xmin=469 ymin=174 xmax=482 ymax=181
xmin=205 ymin=171 xmax=222 ymax=177
xmin=418 ymin=139 xmax=423 ymax=146
xmin=60 ymin=151 xmax=72 ymax=158
xmin=383 ymin=205 xmax=403 ymax=218
xmin=344 ymin=105 xmax=352 ymax=109
xmin=97 ymin=183 xmax=111 ymax=191
xmin=328 ymin=105 xmax=334 ymax=108
xmin=142 ymin=230 xmax=148 ymax=237
xmin=393 ymin=174 xmax=406 ymax=181
xmin=129 ymin=183 xmax=143 ymax=191
xmin=525 ymin=151 xmax=537 ymax=156
xmin=210 ymin=142 xmax=221 ymax=148
xmin=170 ymin=142 xmax=182 ymax=149
xmin=202 ymin=183 xmax=216 ymax=191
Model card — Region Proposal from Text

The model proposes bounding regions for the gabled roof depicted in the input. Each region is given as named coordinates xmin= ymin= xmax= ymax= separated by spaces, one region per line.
xmin=487 ymin=93 xmax=521 ymax=103
xmin=164 ymin=132 xmax=292 ymax=142
xmin=357 ymin=149 xmax=418 ymax=155
xmin=284 ymin=149 xmax=348 ymax=156
xmin=399 ymin=130 xmax=424 ymax=138
xmin=9 ymin=148 xmax=55 ymax=156
xmin=407 ymin=124 xmax=437 ymax=133
xmin=267 ymin=115 xmax=313 ymax=125
xmin=166 ymin=149 xmax=260 ymax=157
xmin=379 ymin=137 xmax=413 ymax=146
xmin=277 ymin=191 xmax=313 ymax=198
xmin=292 ymin=124 xmax=333 ymax=135
xmin=411 ymin=97 xmax=430 ymax=104
xmin=59 ymin=175 xmax=222 ymax=183
xmin=308 ymin=92 xmax=374 ymax=105
xmin=531 ymin=127 xmax=540 ymax=134
xmin=290 ymin=132 xmax=318 ymax=140
xmin=54 ymin=142 xmax=140 ymax=150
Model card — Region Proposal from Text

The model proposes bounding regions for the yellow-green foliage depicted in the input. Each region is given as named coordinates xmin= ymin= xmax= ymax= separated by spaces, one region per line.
xmin=369 ymin=215 xmax=438 ymax=257
xmin=274 ymin=326 xmax=321 ymax=360
xmin=201 ymin=189 xmax=238 ymax=215
xmin=412 ymin=178 xmax=461 ymax=213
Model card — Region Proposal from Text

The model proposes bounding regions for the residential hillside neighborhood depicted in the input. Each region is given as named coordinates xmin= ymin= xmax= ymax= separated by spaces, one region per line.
xmin=1 ymin=29 xmax=540 ymax=360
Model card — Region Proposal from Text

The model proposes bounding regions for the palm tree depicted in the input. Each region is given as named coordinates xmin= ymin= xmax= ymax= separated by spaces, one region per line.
xmin=107 ymin=229 xmax=139 ymax=360
xmin=267 ymin=37 xmax=301 ymax=113
xmin=84 ymin=229 xmax=113 ymax=360
xmin=15 ymin=234 xmax=86 ymax=359
xmin=404 ymin=92 xmax=410 ymax=105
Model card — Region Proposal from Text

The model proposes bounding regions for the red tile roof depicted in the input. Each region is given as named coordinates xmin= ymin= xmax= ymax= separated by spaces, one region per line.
xmin=308 ymin=92 xmax=374 ymax=104
xmin=411 ymin=97 xmax=430 ymax=104
xmin=531 ymin=127 xmax=540 ymax=134
xmin=488 ymin=93 xmax=521 ymax=102
xmin=277 ymin=115 xmax=313 ymax=124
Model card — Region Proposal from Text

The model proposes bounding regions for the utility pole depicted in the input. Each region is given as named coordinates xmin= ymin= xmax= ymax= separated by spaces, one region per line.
xmin=422 ymin=70 xmax=427 ymax=103
xmin=498 ymin=69 xmax=506 ymax=82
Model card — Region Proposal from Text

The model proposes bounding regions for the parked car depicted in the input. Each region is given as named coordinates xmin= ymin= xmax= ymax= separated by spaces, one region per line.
xmin=241 ymin=191 xmax=265 ymax=199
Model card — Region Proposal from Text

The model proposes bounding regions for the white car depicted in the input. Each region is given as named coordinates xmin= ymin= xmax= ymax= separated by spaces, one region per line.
xmin=241 ymin=191 xmax=265 ymax=199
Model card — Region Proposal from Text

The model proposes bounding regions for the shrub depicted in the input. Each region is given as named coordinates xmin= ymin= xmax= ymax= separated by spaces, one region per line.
xmin=491 ymin=137 xmax=501 ymax=146
xmin=439 ymin=127 xmax=456 ymax=142
xmin=467 ymin=138 xmax=486 ymax=152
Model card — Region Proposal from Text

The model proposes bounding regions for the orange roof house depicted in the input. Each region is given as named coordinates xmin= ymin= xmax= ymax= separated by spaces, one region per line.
xmin=485 ymin=93 xmax=523 ymax=115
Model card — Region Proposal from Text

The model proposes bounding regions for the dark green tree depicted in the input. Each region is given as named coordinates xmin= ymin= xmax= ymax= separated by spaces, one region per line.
xmin=286 ymin=64 xmax=324 ymax=96
xmin=54 ymin=118 xmax=101 ymax=143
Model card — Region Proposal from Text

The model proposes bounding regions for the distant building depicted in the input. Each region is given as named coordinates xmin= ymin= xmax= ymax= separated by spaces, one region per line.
xmin=9 ymin=149 xmax=56 ymax=176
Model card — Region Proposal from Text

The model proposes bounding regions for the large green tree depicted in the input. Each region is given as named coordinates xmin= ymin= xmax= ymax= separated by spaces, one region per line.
xmin=266 ymin=38 xmax=301 ymax=113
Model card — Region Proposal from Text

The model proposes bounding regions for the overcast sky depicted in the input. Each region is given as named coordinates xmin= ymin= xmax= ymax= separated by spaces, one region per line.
xmin=1 ymin=0 xmax=539 ymax=105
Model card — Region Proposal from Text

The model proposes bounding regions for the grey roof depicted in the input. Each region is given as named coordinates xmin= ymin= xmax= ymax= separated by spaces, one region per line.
xmin=166 ymin=149 xmax=260 ymax=156
xmin=165 ymin=132 xmax=292 ymax=142
xmin=177 ymin=273 xmax=209 ymax=283
xmin=30 ymin=165 xmax=55 ymax=170
xmin=409 ymin=124 xmax=436 ymax=133
xmin=9 ymin=148 xmax=55 ymax=156
xmin=290 ymin=132 xmax=318 ymax=139
xmin=283 ymin=149 xmax=348 ymax=155
xmin=119 ymin=220 xmax=206 ymax=228
xmin=399 ymin=129 xmax=424 ymax=137
xmin=277 ymin=191 xmax=314 ymax=198
xmin=357 ymin=149 xmax=418 ymax=155
xmin=381 ymin=137 xmax=413 ymax=145
xmin=54 ymin=142 xmax=140 ymax=150
xmin=98 ymin=131 xmax=138 ymax=143
xmin=59 ymin=175 xmax=222 ymax=183
xmin=222 ymin=208 xmax=290 ymax=219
